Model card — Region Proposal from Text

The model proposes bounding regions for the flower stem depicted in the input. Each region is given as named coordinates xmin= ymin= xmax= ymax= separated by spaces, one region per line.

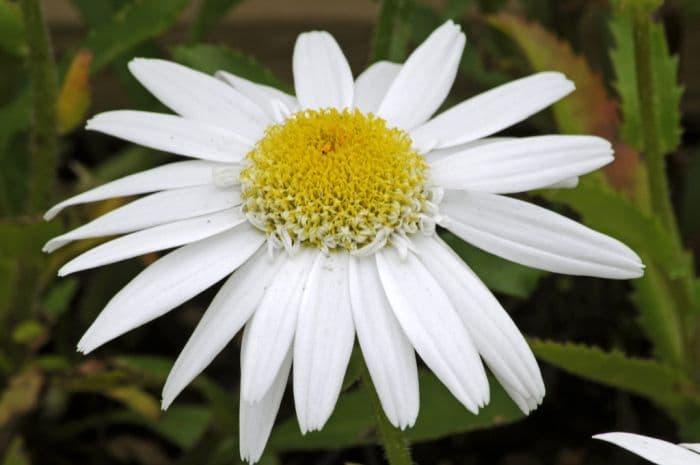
xmin=360 ymin=364 xmax=414 ymax=465
xmin=631 ymin=8 xmax=678 ymax=240
xmin=20 ymin=0 xmax=59 ymax=214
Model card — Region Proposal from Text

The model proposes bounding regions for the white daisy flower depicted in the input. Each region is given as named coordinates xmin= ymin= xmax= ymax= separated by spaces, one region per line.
xmin=595 ymin=432 xmax=700 ymax=465
xmin=45 ymin=20 xmax=643 ymax=462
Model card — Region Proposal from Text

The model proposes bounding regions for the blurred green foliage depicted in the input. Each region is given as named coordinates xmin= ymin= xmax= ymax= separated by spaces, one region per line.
xmin=1 ymin=0 xmax=699 ymax=464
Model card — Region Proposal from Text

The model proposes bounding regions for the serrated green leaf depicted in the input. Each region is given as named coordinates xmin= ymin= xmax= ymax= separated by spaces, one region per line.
xmin=172 ymin=44 xmax=289 ymax=92
xmin=441 ymin=231 xmax=544 ymax=298
xmin=529 ymin=339 xmax=700 ymax=420
xmin=84 ymin=0 xmax=190 ymax=74
xmin=609 ymin=9 xmax=683 ymax=154
xmin=270 ymin=370 xmax=523 ymax=450
xmin=190 ymin=0 xmax=243 ymax=43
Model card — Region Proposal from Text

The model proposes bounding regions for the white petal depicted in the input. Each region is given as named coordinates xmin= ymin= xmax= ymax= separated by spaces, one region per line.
xmin=430 ymin=135 xmax=613 ymax=194
xmin=681 ymin=444 xmax=700 ymax=454
xmin=594 ymin=433 xmax=700 ymax=465
xmin=293 ymin=252 xmax=355 ymax=433
xmin=424 ymin=137 xmax=515 ymax=162
xmin=439 ymin=191 xmax=644 ymax=279
xmin=293 ymin=31 xmax=353 ymax=110
xmin=44 ymin=160 xmax=225 ymax=220
xmin=44 ymin=185 xmax=241 ymax=253
xmin=86 ymin=111 xmax=253 ymax=162
xmin=377 ymin=20 xmax=465 ymax=130
xmin=547 ymin=176 xmax=579 ymax=189
xmin=239 ymin=341 xmax=291 ymax=464
xmin=240 ymin=249 xmax=315 ymax=403
xmin=76 ymin=223 xmax=265 ymax=354
xmin=414 ymin=235 xmax=544 ymax=410
xmin=349 ymin=256 xmax=419 ymax=429
xmin=216 ymin=71 xmax=299 ymax=119
xmin=353 ymin=61 xmax=401 ymax=114
xmin=161 ymin=248 xmax=283 ymax=409
xmin=411 ymin=72 xmax=575 ymax=149
xmin=376 ymin=247 xmax=489 ymax=413
xmin=128 ymin=58 xmax=269 ymax=139
xmin=59 ymin=209 xmax=245 ymax=276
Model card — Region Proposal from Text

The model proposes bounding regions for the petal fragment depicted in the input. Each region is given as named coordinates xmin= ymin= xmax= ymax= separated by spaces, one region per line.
xmin=594 ymin=433 xmax=700 ymax=465
xmin=86 ymin=111 xmax=253 ymax=162
xmin=414 ymin=236 xmax=544 ymax=413
xmin=240 ymin=250 xmax=315 ymax=403
xmin=77 ymin=223 xmax=265 ymax=354
xmin=128 ymin=58 xmax=269 ymax=139
xmin=440 ymin=190 xmax=644 ymax=279
xmin=377 ymin=20 xmax=465 ymax=130
xmin=44 ymin=185 xmax=241 ymax=253
xmin=161 ymin=248 xmax=283 ymax=409
xmin=411 ymin=72 xmax=575 ymax=149
xmin=217 ymin=71 xmax=299 ymax=119
xmin=294 ymin=253 xmax=355 ymax=433
xmin=60 ymin=209 xmax=245 ymax=276
xmin=45 ymin=160 xmax=225 ymax=220
xmin=376 ymin=247 xmax=489 ymax=413
xmin=429 ymin=135 xmax=613 ymax=194
xmin=353 ymin=61 xmax=401 ymax=114
xmin=349 ymin=256 xmax=419 ymax=429
xmin=293 ymin=31 xmax=354 ymax=110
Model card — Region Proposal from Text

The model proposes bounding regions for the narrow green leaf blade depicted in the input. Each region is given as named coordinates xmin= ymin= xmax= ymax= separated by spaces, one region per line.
xmin=190 ymin=0 xmax=243 ymax=43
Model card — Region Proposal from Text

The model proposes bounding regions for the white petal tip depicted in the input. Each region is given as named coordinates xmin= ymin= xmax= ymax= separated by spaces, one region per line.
xmin=44 ymin=208 xmax=60 ymax=221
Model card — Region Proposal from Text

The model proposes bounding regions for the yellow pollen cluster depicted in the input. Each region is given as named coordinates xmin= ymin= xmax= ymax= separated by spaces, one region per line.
xmin=239 ymin=108 xmax=430 ymax=253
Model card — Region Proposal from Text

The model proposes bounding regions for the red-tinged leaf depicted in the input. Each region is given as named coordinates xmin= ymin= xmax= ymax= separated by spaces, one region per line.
xmin=56 ymin=50 xmax=92 ymax=134
xmin=487 ymin=13 xmax=641 ymax=195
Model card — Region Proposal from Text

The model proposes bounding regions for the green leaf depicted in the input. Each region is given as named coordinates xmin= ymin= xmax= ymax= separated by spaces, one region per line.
xmin=441 ymin=231 xmax=544 ymax=298
xmin=190 ymin=0 xmax=243 ymax=43
xmin=529 ymin=339 xmax=700 ymax=420
xmin=70 ymin=0 xmax=120 ymax=27
xmin=0 ymin=90 xmax=31 ymax=214
xmin=0 ymin=368 xmax=43 ymax=426
xmin=172 ymin=44 xmax=290 ymax=92
xmin=84 ymin=0 xmax=190 ymax=74
xmin=0 ymin=0 xmax=26 ymax=56
xmin=371 ymin=0 xmax=416 ymax=62
xmin=42 ymin=279 xmax=79 ymax=320
xmin=270 ymin=370 xmax=524 ymax=450
xmin=151 ymin=406 xmax=212 ymax=449
xmin=609 ymin=9 xmax=683 ymax=154
xmin=11 ymin=320 xmax=46 ymax=345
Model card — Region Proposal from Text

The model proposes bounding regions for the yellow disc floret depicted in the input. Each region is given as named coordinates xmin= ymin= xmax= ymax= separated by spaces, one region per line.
xmin=240 ymin=108 xmax=430 ymax=254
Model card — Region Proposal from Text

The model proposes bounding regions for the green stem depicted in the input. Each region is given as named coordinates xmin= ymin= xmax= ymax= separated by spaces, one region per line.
xmin=360 ymin=364 xmax=414 ymax=465
xmin=370 ymin=0 xmax=415 ymax=63
xmin=631 ymin=9 xmax=678 ymax=240
xmin=20 ymin=0 xmax=59 ymax=214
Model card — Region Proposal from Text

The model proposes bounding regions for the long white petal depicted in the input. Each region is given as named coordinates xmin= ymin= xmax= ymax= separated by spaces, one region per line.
xmin=76 ymin=223 xmax=264 ymax=354
xmin=439 ymin=191 xmax=644 ymax=279
xmin=349 ymin=256 xmax=419 ymax=429
xmin=239 ymin=341 xmax=291 ymax=464
xmin=240 ymin=249 xmax=315 ymax=403
xmin=411 ymin=72 xmax=575 ymax=149
xmin=86 ymin=111 xmax=253 ymax=163
xmin=293 ymin=31 xmax=353 ymax=110
xmin=376 ymin=247 xmax=489 ymax=413
xmin=59 ymin=209 xmax=245 ymax=276
xmin=128 ymin=58 xmax=269 ymax=139
xmin=353 ymin=61 xmax=401 ymax=114
xmin=414 ymin=235 xmax=544 ymax=411
xmin=594 ymin=433 xmax=700 ymax=465
xmin=44 ymin=160 xmax=225 ymax=220
xmin=161 ymin=248 xmax=283 ymax=409
xmin=377 ymin=20 xmax=465 ymax=130
xmin=44 ymin=185 xmax=241 ymax=253
xmin=681 ymin=444 xmax=700 ymax=454
xmin=216 ymin=71 xmax=299 ymax=119
xmin=294 ymin=252 xmax=355 ymax=433
xmin=430 ymin=135 xmax=613 ymax=194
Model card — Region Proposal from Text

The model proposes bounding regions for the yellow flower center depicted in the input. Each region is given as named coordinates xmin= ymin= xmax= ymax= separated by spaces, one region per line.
xmin=239 ymin=108 xmax=431 ymax=254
